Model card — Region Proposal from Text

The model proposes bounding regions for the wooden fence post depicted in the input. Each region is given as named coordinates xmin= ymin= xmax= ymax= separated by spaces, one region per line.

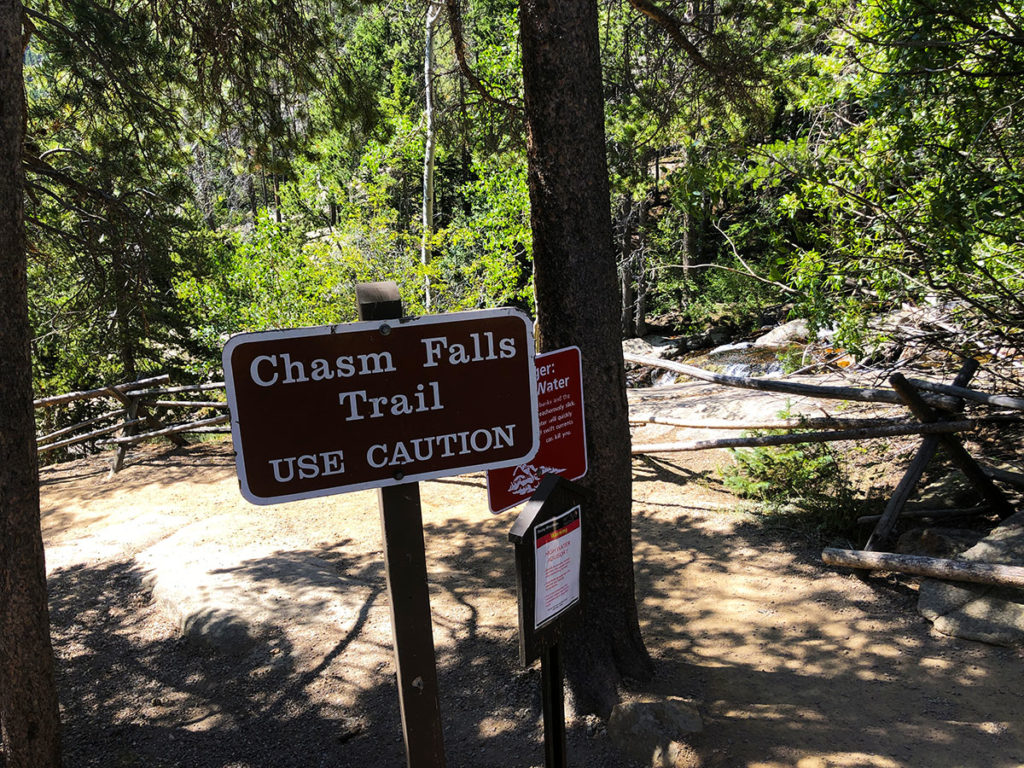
xmin=864 ymin=360 xmax=979 ymax=551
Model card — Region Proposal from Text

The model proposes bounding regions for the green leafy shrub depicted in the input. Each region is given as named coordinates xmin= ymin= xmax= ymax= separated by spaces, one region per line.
xmin=721 ymin=410 xmax=860 ymax=537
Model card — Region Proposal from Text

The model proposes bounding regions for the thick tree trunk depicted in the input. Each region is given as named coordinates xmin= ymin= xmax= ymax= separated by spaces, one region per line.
xmin=0 ymin=1 xmax=63 ymax=765
xmin=519 ymin=0 xmax=652 ymax=718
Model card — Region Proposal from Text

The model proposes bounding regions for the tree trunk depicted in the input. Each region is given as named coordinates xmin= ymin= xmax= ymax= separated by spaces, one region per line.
xmin=0 ymin=1 xmax=63 ymax=764
xmin=618 ymin=199 xmax=636 ymax=337
xmin=421 ymin=1 xmax=441 ymax=311
xmin=519 ymin=0 xmax=652 ymax=718
xmin=634 ymin=198 xmax=648 ymax=336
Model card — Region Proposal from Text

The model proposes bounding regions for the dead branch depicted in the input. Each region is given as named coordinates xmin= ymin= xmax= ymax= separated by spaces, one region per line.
xmin=98 ymin=415 xmax=230 ymax=446
xmin=33 ymin=374 xmax=170 ymax=408
xmin=36 ymin=409 xmax=128 ymax=444
xmin=37 ymin=419 xmax=143 ymax=453
xmin=145 ymin=400 xmax=229 ymax=409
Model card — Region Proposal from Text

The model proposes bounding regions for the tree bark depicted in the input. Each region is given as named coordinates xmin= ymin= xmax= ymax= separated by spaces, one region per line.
xmin=519 ymin=0 xmax=652 ymax=718
xmin=0 ymin=0 xmax=63 ymax=764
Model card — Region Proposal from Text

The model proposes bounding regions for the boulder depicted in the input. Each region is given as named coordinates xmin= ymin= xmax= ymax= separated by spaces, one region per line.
xmin=607 ymin=697 xmax=703 ymax=768
xmin=706 ymin=326 xmax=733 ymax=347
xmin=623 ymin=336 xmax=681 ymax=360
xmin=896 ymin=528 xmax=984 ymax=558
xmin=752 ymin=319 xmax=809 ymax=349
xmin=918 ymin=511 xmax=1024 ymax=647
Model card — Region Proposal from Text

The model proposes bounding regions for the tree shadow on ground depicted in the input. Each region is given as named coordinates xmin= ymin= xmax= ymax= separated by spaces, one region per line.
xmin=46 ymin=455 xmax=1024 ymax=768
xmin=48 ymin=535 xmax=600 ymax=767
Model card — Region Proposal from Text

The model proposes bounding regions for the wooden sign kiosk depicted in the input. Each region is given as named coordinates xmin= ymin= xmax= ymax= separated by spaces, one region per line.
xmin=509 ymin=475 xmax=589 ymax=768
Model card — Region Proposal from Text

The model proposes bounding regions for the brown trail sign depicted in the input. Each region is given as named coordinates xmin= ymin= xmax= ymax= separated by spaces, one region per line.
xmin=223 ymin=307 xmax=540 ymax=504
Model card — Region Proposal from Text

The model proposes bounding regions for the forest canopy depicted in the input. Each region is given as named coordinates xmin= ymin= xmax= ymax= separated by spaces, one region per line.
xmin=22 ymin=0 xmax=1024 ymax=397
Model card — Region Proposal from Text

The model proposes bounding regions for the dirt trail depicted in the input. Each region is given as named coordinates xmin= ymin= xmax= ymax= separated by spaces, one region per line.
xmin=39 ymin=431 xmax=1024 ymax=767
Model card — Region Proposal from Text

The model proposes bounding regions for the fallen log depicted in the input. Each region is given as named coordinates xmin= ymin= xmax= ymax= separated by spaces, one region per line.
xmin=907 ymin=378 xmax=1024 ymax=412
xmin=982 ymin=465 xmax=1024 ymax=490
xmin=629 ymin=415 xmax=912 ymax=431
xmin=623 ymin=353 xmax=959 ymax=410
xmin=631 ymin=419 xmax=973 ymax=455
xmin=822 ymin=548 xmax=1024 ymax=590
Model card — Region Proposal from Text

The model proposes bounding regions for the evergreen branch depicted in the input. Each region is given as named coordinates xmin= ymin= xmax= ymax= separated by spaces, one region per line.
xmin=443 ymin=0 xmax=522 ymax=115
xmin=624 ymin=0 xmax=713 ymax=74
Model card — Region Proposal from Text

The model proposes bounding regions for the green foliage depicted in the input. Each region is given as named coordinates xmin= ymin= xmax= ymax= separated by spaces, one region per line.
xmin=24 ymin=0 xmax=1024 ymax=407
xmin=721 ymin=409 xmax=859 ymax=536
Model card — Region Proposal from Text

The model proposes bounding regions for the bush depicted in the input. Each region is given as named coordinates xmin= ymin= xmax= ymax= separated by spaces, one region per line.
xmin=721 ymin=410 xmax=860 ymax=537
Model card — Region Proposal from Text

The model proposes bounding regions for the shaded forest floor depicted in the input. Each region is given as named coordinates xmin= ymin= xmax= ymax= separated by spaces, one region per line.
xmin=38 ymin=433 xmax=1024 ymax=768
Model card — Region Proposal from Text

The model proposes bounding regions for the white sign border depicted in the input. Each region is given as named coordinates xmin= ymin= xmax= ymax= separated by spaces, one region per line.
xmin=222 ymin=308 xmax=540 ymax=505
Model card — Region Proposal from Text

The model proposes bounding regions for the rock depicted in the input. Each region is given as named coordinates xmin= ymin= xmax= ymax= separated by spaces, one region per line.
xmin=608 ymin=697 xmax=703 ymax=768
xmin=911 ymin=472 xmax=977 ymax=509
xmin=706 ymin=326 xmax=733 ymax=347
xmin=752 ymin=319 xmax=809 ymax=349
xmin=896 ymin=528 xmax=984 ymax=558
xmin=918 ymin=511 xmax=1024 ymax=647
xmin=623 ymin=336 xmax=681 ymax=360
xmin=677 ymin=333 xmax=710 ymax=352
xmin=708 ymin=341 xmax=752 ymax=357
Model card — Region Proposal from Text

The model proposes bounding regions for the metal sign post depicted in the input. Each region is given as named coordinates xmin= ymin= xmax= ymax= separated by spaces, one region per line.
xmin=509 ymin=475 xmax=590 ymax=768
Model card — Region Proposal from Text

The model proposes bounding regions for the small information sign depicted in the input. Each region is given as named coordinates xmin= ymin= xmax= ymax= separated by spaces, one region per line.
xmin=223 ymin=308 xmax=539 ymax=504
xmin=509 ymin=475 xmax=589 ymax=666
xmin=487 ymin=347 xmax=587 ymax=513
xmin=534 ymin=506 xmax=582 ymax=629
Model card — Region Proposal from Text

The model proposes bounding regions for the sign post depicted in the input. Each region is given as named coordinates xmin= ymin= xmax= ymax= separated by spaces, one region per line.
xmin=356 ymin=282 xmax=446 ymax=768
xmin=508 ymin=474 xmax=589 ymax=768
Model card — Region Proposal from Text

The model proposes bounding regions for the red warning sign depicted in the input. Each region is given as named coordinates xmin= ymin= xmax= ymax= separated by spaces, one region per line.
xmin=487 ymin=346 xmax=587 ymax=513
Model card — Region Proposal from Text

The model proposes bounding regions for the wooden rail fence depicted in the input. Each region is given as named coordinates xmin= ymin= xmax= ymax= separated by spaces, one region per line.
xmin=34 ymin=374 xmax=230 ymax=472
xmin=624 ymin=353 xmax=1023 ymax=559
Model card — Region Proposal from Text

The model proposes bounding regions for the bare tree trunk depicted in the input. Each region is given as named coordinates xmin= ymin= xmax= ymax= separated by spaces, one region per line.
xmin=110 ymin=233 xmax=138 ymax=381
xmin=634 ymin=198 xmax=648 ymax=336
xmin=618 ymin=199 xmax=637 ymax=337
xmin=621 ymin=258 xmax=636 ymax=337
xmin=0 ymin=1 xmax=63 ymax=763
xmin=421 ymin=1 xmax=442 ymax=311
xmin=519 ymin=0 xmax=652 ymax=718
